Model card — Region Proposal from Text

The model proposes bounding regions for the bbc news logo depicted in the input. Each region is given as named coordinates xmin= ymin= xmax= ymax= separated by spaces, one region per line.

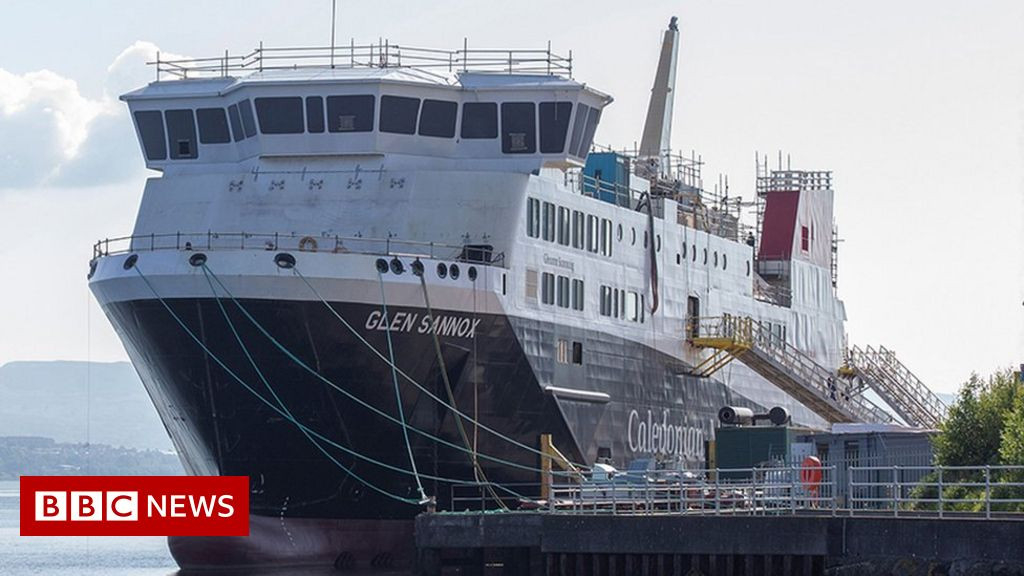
xmin=21 ymin=476 xmax=249 ymax=536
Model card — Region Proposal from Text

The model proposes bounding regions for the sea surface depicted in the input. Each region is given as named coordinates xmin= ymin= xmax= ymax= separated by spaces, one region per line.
xmin=0 ymin=481 xmax=398 ymax=575
xmin=0 ymin=481 xmax=177 ymax=575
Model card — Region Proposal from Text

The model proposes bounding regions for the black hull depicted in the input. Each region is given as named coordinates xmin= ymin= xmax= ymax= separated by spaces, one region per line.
xmin=103 ymin=297 xmax=743 ymax=568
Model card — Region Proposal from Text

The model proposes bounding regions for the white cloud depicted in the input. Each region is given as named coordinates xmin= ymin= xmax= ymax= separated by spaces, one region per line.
xmin=0 ymin=41 xmax=188 ymax=191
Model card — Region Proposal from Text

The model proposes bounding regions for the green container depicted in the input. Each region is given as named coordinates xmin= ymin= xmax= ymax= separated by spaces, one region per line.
xmin=715 ymin=426 xmax=804 ymax=479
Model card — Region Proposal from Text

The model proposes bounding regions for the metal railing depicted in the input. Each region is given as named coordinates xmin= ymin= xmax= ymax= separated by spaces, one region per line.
xmin=152 ymin=41 xmax=573 ymax=80
xmin=846 ymin=345 xmax=946 ymax=429
xmin=91 ymin=232 xmax=505 ymax=267
xmin=689 ymin=316 xmax=893 ymax=424
xmin=443 ymin=465 xmax=1024 ymax=520
xmin=849 ymin=465 xmax=1024 ymax=518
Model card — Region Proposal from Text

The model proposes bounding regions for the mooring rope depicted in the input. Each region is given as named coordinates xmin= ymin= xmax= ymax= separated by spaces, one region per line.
xmin=377 ymin=269 xmax=429 ymax=503
xmin=286 ymin=265 xmax=588 ymax=472
xmin=132 ymin=264 xmax=421 ymax=505
xmin=200 ymin=263 xmax=564 ymax=481
xmin=416 ymin=269 xmax=507 ymax=510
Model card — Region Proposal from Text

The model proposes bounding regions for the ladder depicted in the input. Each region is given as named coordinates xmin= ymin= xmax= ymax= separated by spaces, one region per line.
xmin=687 ymin=316 xmax=893 ymax=424
xmin=843 ymin=345 xmax=946 ymax=429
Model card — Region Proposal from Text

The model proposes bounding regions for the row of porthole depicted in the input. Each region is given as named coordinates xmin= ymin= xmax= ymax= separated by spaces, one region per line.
xmin=116 ymin=252 xmax=482 ymax=283
xmin=672 ymin=245 xmax=752 ymax=277
xmin=375 ymin=257 xmax=477 ymax=281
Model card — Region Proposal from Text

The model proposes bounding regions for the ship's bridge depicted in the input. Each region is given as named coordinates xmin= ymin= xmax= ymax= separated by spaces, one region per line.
xmin=122 ymin=43 xmax=611 ymax=174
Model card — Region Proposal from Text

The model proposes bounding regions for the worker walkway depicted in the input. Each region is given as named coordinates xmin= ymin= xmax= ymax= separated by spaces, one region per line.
xmin=842 ymin=345 xmax=946 ymax=429
xmin=686 ymin=316 xmax=892 ymax=424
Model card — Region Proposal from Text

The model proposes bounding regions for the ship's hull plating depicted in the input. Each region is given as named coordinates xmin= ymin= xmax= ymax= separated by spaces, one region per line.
xmin=101 ymin=295 xmax=742 ymax=568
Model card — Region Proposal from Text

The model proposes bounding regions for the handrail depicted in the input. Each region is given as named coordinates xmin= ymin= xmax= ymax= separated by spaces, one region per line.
xmin=442 ymin=464 xmax=1024 ymax=520
xmin=91 ymin=231 xmax=506 ymax=268
xmin=151 ymin=41 xmax=573 ymax=81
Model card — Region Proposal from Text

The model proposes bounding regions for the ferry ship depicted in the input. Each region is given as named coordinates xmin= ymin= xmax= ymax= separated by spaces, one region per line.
xmin=87 ymin=18 xmax=935 ymax=570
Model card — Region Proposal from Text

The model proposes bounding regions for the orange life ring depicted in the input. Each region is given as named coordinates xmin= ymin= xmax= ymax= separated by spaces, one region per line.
xmin=800 ymin=455 xmax=823 ymax=495
xmin=298 ymin=236 xmax=318 ymax=253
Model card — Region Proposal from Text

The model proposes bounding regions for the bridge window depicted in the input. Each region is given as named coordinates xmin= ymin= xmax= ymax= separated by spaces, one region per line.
xmin=539 ymin=101 xmax=572 ymax=153
xmin=196 ymin=108 xmax=230 ymax=144
xmin=238 ymin=99 xmax=257 ymax=138
xmin=461 ymin=102 xmax=497 ymax=139
xmin=568 ymin=104 xmax=590 ymax=158
xmin=165 ymin=109 xmax=197 ymax=159
xmin=255 ymin=97 xmax=304 ymax=134
xmin=227 ymin=104 xmax=244 ymax=141
xmin=577 ymin=106 xmax=601 ymax=157
xmin=134 ymin=110 xmax=167 ymax=160
xmin=418 ymin=99 xmax=457 ymax=138
xmin=306 ymin=96 xmax=325 ymax=133
xmin=327 ymin=95 xmax=375 ymax=132
xmin=501 ymin=102 xmax=536 ymax=154
xmin=380 ymin=95 xmax=420 ymax=135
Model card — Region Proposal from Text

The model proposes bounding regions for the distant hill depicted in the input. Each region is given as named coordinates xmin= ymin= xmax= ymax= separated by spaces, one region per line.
xmin=0 ymin=361 xmax=173 ymax=451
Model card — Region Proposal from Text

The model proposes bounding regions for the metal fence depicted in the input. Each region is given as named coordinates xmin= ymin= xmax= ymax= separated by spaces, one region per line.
xmin=444 ymin=465 xmax=1024 ymax=520
xmin=92 ymin=232 xmax=505 ymax=267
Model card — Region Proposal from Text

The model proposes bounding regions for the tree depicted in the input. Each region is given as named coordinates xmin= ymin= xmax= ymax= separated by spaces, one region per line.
xmin=933 ymin=370 xmax=1021 ymax=467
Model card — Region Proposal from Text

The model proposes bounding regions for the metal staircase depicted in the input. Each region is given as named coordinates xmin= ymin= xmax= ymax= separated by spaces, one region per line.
xmin=687 ymin=316 xmax=893 ymax=424
xmin=842 ymin=345 xmax=946 ymax=429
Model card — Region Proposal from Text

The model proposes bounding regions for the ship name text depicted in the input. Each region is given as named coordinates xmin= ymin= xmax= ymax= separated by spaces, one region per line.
xmin=365 ymin=310 xmax=481 ymax=339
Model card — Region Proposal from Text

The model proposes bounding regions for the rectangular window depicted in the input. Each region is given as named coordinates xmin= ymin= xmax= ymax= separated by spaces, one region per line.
xmin=306 ymin=96 xmax=325 ymax=133
xmin=165 ymin=109 xmax=197 ymax=159
xmin=526 ymin=268 xmax=538 ymax=300
xmin=227 ymin=104 xmax=244 ymax=141
xmin=556 ymin=276 xmax=570 ymax=309
xmin=572 ymin=210 xmax=585 ymax=249
xmin=557 ymin=207 xmax=570 ymax=246
xmin=327 ymin=95 xmax=375 ymax=132
xmin=586 ymin=215 xmax=599 ymax=253
xmin=577 ymin=106 xmax=601 ymax=158
xmin=196 ymin=108 xmax=230 ymax=144
xmin=600 ymin=218 xmax=612 ymax=256
xmin=599 ymin=286 xmax=611 ymax=317
xmin=255 ymin=97 xmax=304 ymax=134
xmin=801 ymin=225 xmax=810 ymax=251
xmin=380 ymin=95 xmax=420 ymax=135
xmin=461 ymin=102 xmax=498 ymax=139
xmin=571 ymin=279 xmax=584 ymax=311
xmin=557 ymin=339 xmax=570 ymax=364
xmin=614 ymin=289 xmax=621 ymax=318
xmin=541 ymin=273 xmax=555 ymax=305
xmin=526 ymin=198 xmax=541 ymax=238
xmin=568 ymin=104 xmax=591 ymax=157
xmin=626 ymin=291 xmax=639 ymax=322
xmin=542 ymin=202 xmax=556 ymax=242
xmin=238 ymin=99 xmax=257 ymax=138
xmin=134 ymin=110 xmax=167 ymax=160
xmin=501 ymin=102 xmax=536 ymax=154
xmin=539 ymin=101 xmax=573 ymax=153
xmin=418 ymin=99 xmax=457 ymax=138
xmin=572 ymin=341 xmax=583 ymax=365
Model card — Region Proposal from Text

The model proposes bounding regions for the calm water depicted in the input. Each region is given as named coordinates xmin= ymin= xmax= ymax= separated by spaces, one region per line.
xmin=0 ymin=481 xmax=399 ymax=575
xmin=0 ymin=481 xmax=177 ymax=575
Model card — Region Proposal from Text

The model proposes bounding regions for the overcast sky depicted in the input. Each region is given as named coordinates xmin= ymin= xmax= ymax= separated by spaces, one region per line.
xmin=0 ymin=0 xmax=1021 ymax=393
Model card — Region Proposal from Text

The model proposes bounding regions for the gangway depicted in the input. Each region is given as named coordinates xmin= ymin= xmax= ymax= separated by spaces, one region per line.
xmin=842 ymin=345 xmax=946 ymax=429
xmin=686 ymin=316 xmax=893 ymax=424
